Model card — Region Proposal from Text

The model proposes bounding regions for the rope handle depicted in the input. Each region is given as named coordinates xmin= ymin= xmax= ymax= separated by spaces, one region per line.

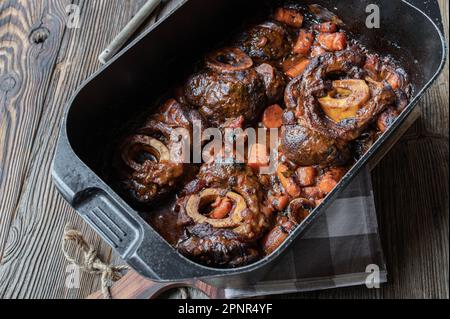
xmin=62 ymin=225 xmax=129 ymax=299
xmin=62 ymin=225 xmax=190 ymax=299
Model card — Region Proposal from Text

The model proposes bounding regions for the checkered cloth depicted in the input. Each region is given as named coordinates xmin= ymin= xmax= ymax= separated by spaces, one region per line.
xmin=225 ymin=167 xmax=386 ymax=298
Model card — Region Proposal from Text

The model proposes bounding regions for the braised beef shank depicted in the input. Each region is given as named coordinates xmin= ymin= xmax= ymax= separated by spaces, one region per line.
xmin=110 ymin=5 xmax=411 ymax=268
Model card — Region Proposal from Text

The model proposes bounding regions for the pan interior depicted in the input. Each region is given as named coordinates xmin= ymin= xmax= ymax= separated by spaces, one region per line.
xmin=64 ymin=0 xmax=445 ymax=265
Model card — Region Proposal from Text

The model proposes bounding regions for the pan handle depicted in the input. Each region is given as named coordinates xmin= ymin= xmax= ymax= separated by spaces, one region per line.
xmin=72 ymin=187 xmax=224 ymax=281
xmin=52 ymin=133 xmax=232 ymax=281
xmin=99 ymin=0 xmax=164 ymax=64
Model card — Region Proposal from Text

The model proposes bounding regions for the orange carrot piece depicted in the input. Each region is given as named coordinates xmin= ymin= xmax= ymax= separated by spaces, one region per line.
xmin=270 ymin=194 xmax=290 ymax=211
xmin=317 ymin=168 xmax=346 ymax=194
xmin=311 ymin=44 xmax=327 ymax=57
xmin=262 ymin=226 xmax=289 ymax=255
xmin=293 ymin=30 xmax=314 ymax=54
xmin=317 ymin=176 xmax=338 ymax=194
xmin=274 ymin=7 xmax=304 ymax=28
xmin=285 ymin=58 xmax=310 ymax=78
xmin=317 ymin=32 xmax=347 ymax=51
xmin=296 ymin=166 xmax=317 ymax=187
xmin=263 ymin=104 xmax=284 ymax=128
xmin=314 ymin=22 xmax=338 ymax=33
xmin=277 ymin=164 xmax=302 ymax=198
xmin=248 ymin=143 xmax=270 ymax=170
xmin=385 ymin=72 xmax=402 ymax=90
xmin=377 ymin=107 xmax=400 ymax=133
xmin=302 ymin=186 xmax=324 ymax=200
xmin=210 ymin=198 xmax=233 ymax=219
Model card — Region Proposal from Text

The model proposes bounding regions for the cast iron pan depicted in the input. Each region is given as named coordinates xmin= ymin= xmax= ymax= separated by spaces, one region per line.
xmin=52 ymin=0 xmax=446 ymax=288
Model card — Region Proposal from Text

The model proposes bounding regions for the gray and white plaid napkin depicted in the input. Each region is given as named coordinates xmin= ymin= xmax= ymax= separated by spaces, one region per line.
xmin=225 ymin=167 xmax=386 ymax=298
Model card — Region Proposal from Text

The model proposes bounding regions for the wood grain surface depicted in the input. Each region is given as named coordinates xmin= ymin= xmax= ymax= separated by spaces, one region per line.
xmin=0 ymin=0 xmax=448 ymax=299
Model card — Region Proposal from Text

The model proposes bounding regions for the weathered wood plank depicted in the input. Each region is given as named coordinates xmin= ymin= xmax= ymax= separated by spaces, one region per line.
xmin=0 ymin=0 xmax=70 ymax=262
xmin=0 ymin=0 xmax=177 ymax=299
xmin=419 ymin=0 xmax=448 ymax=137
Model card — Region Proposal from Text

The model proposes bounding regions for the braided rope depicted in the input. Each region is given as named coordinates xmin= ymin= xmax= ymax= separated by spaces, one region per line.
xmin=62 ymin=226 xmax=129 ymax=299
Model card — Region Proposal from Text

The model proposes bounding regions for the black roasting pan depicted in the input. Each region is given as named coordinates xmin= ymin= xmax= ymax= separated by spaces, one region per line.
xmin=52 ymin=0 xmax=446 ymax=288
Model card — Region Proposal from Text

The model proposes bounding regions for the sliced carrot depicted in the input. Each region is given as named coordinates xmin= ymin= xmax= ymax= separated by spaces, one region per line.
xmin=274 ymin=7 xmax=304 ymax=28
xmin=296 ymin=166 xmax=317 ymax=187
xmin=261 ymin=205 xmax=275 ymax=217
xmin=364 ymin=55 xmax=381 ymax=75
xmin=317 ymin=167 xmax=346 ymax=194
xmin=377 ymin=107 xmax=400 ymax=133
xmin=277 ymin=195 xmax=290 ymax=211
xmin=277 ymin=164 xmax=302 ymax=198
xmin=248 ymin=143 xmax=270 ymax=170
xmin=302 ymin=186 xmax=324 ymax=200
xmin=280 ymin=220 xmax=296 ymax=232
xmin=317 ymin=32 xmax=347 ymax=51
xmin=263 ymin=104 xmax=284 ymax=129
xmin=293 ymin=30 xmax=314 ymax=54
xmin=282 ymin=55 xmax=302 ymax=72
xmin=317 ymin=175 xmax=338 ymax=194
xmin=285 ymin=58 xmax=310 ymax=78
xmin=210 ymin=197 xmax=233 ymax=219
xmin=270 ymin=194 xmax=290 ymax=211
xmin=311 ymin=44 xmax=327 ymax=57
xmin=385 ymin=72 xmax=402 ymax=90
xmin=314 ymin=22 xmax=338 ymax=33
xmin=262 ymin=226 xmax=289 ymax=255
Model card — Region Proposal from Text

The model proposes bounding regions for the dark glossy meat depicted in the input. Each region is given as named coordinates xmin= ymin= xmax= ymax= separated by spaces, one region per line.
xmin=295 ymin=50 xmax=397 ymax=141
xmin=255 ymin=63 xmax=286 ymax=103
xmin=364 ymin=53 xmax=411 ymax=132
xmin=195 ymin=163 xmax=270 ymax=240
xmin=352 ymin=129 xmax=379 ymax=159
xmin=121 ymin=153 xmax=184 ymax=203
xmin=177 ymin=223 xmax=260 ymax=268
xmin=184 ymin=48 xmax=267 ymax=127
xmin=175 ymin=162 xmax=271 ymax=267
xmin=280 ymin=51 xmax=397 ymax=166
xmin=281 ymin=120 xmax=350 ymax=166
xmin=140 ymin=98 xmax=204 ymax=138
xmin=185 ymin=70 xmax=266 ymax=127
xmin=239 ymin=22 xmax=292 ymax=62
xmin=117 ymin=99 xmax=200 ymax=204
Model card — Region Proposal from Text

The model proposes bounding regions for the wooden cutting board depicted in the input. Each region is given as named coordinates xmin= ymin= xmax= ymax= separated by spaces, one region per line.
xmin=87 ymin=270 xmax=225 ymax=299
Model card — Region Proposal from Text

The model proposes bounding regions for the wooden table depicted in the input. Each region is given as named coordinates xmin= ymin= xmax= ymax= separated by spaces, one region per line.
xmin=0 ymin=0 xmax=448 ymax=299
